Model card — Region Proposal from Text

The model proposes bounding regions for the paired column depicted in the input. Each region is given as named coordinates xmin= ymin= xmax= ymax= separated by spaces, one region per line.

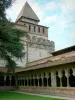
xmin=41 ymin=74 xmax=44 ymax=86
xmin=51 ymin=71 xmax=56 ymax=87
xmin=59 ymin=71 xmax=62 ymax=87
xmin=4 ymin=76 xmax=6 ymax=86
xmin=65 ymin=69 xmax=69 ymax=87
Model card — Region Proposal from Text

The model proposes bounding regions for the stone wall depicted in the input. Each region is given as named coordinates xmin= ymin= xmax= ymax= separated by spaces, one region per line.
xmin=0 ymin=86 xmax=15 ymax=91
xmin=17 ymin=86 xmax=75 ymax=97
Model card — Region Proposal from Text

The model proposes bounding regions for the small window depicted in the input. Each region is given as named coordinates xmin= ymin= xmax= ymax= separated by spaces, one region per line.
xmin=29 ymin=25 xmax=31 ymax=31
xmin=43 ymin=28 xmax=44 ymax=33
xmin=38 ymin=27 xmax=40 ymax=32
xmin=34 ymin=26 xmax=36 ymax=32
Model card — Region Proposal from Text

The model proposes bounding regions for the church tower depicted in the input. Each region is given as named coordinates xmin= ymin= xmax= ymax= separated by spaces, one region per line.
xmin=15 ymin=2 xmax=55 ymax=67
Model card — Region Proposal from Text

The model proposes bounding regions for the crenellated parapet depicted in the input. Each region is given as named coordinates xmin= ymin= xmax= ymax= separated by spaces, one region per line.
xmin=23 ymin=35 xmax=55 ymax=53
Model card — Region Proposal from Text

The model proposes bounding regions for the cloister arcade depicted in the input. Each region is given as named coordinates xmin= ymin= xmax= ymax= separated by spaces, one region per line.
xmin=0 ymin=75 xmax=15 ymax=86
xmin=0 ymin=68 xmax=75 ymax=87
xmin=16 ymin=68 xmax=75 ymax=87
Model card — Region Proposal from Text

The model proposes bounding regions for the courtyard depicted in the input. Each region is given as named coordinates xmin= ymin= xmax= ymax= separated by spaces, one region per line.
xmin=0 ymin=91 xmax=64 ymax=100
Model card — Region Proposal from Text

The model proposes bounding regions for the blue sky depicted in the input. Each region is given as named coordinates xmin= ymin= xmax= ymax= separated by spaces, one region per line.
xmin=6 ymin=0 xmax=75 ymax=50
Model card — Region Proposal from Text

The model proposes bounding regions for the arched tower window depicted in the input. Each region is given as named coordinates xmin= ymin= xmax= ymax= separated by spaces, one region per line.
xmin=34 ymin=26 xmax=36 ymax=32
xmin=43 ymin=28 xmax=44 ymax=33
xmin=29 ymin=25 xmax=31 ymax=31
xmin=38 ymin=27 xmax=40 ymax=33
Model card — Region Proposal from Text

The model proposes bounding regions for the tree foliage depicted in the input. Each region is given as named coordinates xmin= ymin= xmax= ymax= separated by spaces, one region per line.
xmin=0 ymin=0 xmax=26 ymax=73
xmin=0 ymin=0 xmax=15 ymax=20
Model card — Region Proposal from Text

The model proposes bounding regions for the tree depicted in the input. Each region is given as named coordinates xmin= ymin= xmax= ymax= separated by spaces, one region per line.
xmin=0 ymin=0 xmax=14 ymax=20
xmin=0 ymin=0 xmax=26 ymax=73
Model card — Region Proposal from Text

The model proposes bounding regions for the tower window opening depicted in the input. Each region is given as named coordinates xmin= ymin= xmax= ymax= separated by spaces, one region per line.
xmin=34 ymin=26 xmax=36 ymax=32
xmin=43 ymin=28 xmax=44 ymax=33
xmin=29 ymin=25 xmax=31 ymax=31
xmin=38 ymin=27 xmax=40 ymax=33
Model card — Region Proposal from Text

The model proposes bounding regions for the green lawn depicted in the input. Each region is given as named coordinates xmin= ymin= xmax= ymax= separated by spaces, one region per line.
xmin=0 ymin=91 xmax=64 ymax=100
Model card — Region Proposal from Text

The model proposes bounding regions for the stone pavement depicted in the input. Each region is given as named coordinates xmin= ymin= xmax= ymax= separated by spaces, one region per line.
xmin=12 ymin=91 xmax=75 ymax=100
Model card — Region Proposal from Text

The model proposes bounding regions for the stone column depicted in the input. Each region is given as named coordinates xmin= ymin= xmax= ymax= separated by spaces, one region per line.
xmin=65 ymin=69 xmax=69 ymax=87
xmin=37 ymin=75 xmax=39 ymax=86
xmin=23 ymin=77 xmax=25 ymax=86
xmin=18 ymin=76 xmax=20 ymax=86
xmin=51 ymin=71 xmax=56 ymax=87
xmin=27 ymin=77 xmax=28 ymax=86
xmin=26 ymin=77 xmax=28 ymax=86
xmin=73 ymin=68 xmax=75 ymax=76
xmin=33 ymin=76 xmax=35 ymax=86
xmin=46 ymin=73 xmax=48 ymax=87
xmin=17 ymin=77 xmax=18 ymax=86
xmin=15 ymin=76 xmax=17 ymax=86
xmin=32 ymin=75 xmax=34 ymax=86
xmin=59 ymin=71 xmax=62 ymax=87
xmin=20 ymin=77 xmax=22 ymax=86
xmin=37 ymin=75 xmax=38 ymax=87
xmin=26 ymin=77 xmax=27 ymax=86
xmin=4 ymin=76 xmax=6 ymax=86
xmin=41 ymin=74 xmax=44 ymax=86
xmin=29 ymin=77 xmax=30 ymax=86
xmin=10 ymin=76 xmax=11 ymax=86
xmin=21 ymin=77 xmax=23 ymax=86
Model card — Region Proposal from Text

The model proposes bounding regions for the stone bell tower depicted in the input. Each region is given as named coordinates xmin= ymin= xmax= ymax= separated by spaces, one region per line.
xmin=15 ymin=1 xmax=55 ymax=67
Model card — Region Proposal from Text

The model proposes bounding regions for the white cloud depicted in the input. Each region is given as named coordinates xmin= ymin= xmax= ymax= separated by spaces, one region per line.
xmin=59 ymin=0 xmax=75 ymax=14
xmin=44 ymin=14 xmax=58 ymax=23
xmin=44 ymin=13 xmax=69 ymax=33
xmin=45 ymin=1 xmax=57 ymax=11
xmin=68 ymin=23 xmax=75 ymax=38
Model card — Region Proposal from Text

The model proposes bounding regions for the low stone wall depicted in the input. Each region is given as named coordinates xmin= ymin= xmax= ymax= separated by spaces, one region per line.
xmin=0 ymin=86 xmax=15 ymax=91
xmin=17 ymin=86 xmax=75 ymax=97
